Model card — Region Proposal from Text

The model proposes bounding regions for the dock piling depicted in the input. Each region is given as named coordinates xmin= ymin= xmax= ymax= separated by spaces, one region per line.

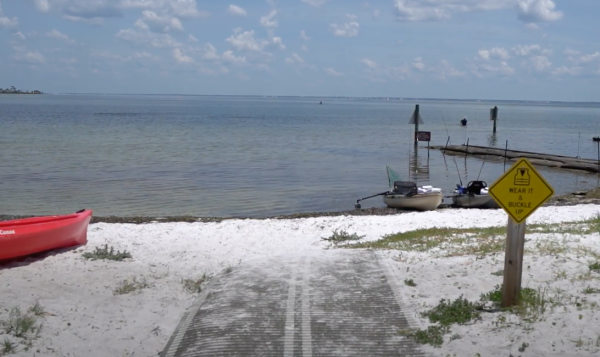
xmin=504 ymin=140 xmax=508 ymax=172
xmin=491 ymin=106 xmax=499 ymax=133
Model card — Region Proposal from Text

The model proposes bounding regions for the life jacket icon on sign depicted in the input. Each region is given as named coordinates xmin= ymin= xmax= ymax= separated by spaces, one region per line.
xmin=514 ymin=168 xmax=530 ymax=186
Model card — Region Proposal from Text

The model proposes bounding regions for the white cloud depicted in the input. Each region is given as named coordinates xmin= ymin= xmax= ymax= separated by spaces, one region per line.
xmin=346 ymin=14 xmax=358 ymax=21
xmin=300 ymin=30 xmax=310 ymax=40
xmin=188 ymin=34 xmax=198 ymax=42
xmin=260 ymin=10 xmax=278 ymax=28
xmin=202 ymin=43 xmax=220 ymax=60
xmin=517 ymin=0 xmax=562 ymax=24
xmin=579 ymin=52 xmax=600 ymax=64
xmin=226 ymin=30 xmax=268 ymax=52
xmin=34 ymin=0 xmax=50 ymax=12
xmin=285 ymin=53 xmax=305 ymax=65
xmin=173 ymin=48 xmax=193 ymax=63
xmin=324 ymin=67 xmax=344 ymax=77
xmin=0 ymin=3 xmax=18 ymax=28
xmin=116 ymin=28 xmax=182 ymax=48
xmin=361 ymin=58 xmax=378 ymax=69
xmin=135 ymin=10 xmax=183 ymax=33
xmin=222 ymin=50 xmax=246 ymax=65
xmin=478 ymin=47 xmax=510 ymax=60
xmin=269 ymin=36 xmax=285 ymax=50
xmin=413 ymin=57 xmax=425 ymax=70
xmin=46 ymin=29 xmax=76 ymax=44
xmin=121 ymin=0 xmax=209 ymax=19
xmin=12 ymin=31 xmax=26 ymax=41
xmin=392 ymin=0 xmax=560 ymax=23
xmin=63 ymin=15 xmax=104 ymax=25
xmin=14 ymin=50 xmax=46 ymax=64
xmin=434 ymin=60 xmax=465 ymax=79
xmin=302 ymin=0 xmax=333 ymax=7
xmin=552 ymin=66 xmax=582 ymax=76
xmin=301 ymin=45 xmax=309 ymax=52
xmin=330 ymin=21 xmax=359 ymax=37
xmin=528 ymin=55 xmax=551 ymax=71
xmin=471 ymin=61 xmax=515 ymax=77
xmin=228 ymin=4 xmax=247 ymax=17
xmin=511 ymin=44 xmax=552 ymax=57
xmin=564 ymin=48 xmax=580 ymax=56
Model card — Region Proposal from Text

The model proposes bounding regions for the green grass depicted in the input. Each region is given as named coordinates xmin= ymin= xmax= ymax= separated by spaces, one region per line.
xmin=343 ymin=214 xmax=600 ymax=257
xmin=113 ymin=277 xmax=151 ymax=295
xmin=82 ymin=244 xmax=132 ymax=261
xmin=409 ymin=325 xmax=449 ymax=347
xmin=590 ymin=262 xmax=600 ymax=273
xmin=322 ymin=229 xmax=365 ymax=245
xmin=480 ymin=285 xmax=550 ymax=322
xmin=421 ymin=296 xmax=481 ymax=326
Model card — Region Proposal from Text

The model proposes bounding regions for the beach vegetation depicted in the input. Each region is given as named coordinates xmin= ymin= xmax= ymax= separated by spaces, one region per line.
xmin=404 ymin=279 xmax=417 ymax=287
xmin=344 ymin=215 xmax=600 ymax=258
xmin=399 ymin=324 xmax=449 ymax=347
xmin=321 ymin=229 xmax=365 ymax=245
xmin=590 ymin=262 xmax=600 ymax=273
xmin=4 ymin=307 xmax=37 ymax=338
xmin=182 ymin=273 xmax=211 ymax=294
xmin=2 ymin=338 xmax=16 ymax=354
xmin=27 ymin=301 xmax=45 ymax=317
xmin=491 ymin=269 xmax=503 ymax=276
xmin=583 ymin=286 xmax=600 ymax=294
xmin=82 ymin=244 xmax=132 ymax=261
xmin=113 ymin=277 xmax=151 ymax=295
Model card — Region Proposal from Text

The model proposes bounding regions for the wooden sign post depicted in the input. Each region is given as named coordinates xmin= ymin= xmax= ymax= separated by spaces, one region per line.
xmin=488 ymin=158 xmax=554 ymax=307
xmin=408 ymin=104 xmax=424 ymax=146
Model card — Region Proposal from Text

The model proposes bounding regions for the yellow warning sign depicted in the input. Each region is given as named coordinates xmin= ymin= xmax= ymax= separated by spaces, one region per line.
xmin=489 ymin=158 xmax=554 ymax=223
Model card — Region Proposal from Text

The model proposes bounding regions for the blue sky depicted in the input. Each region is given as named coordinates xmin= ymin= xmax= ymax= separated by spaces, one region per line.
xmin=0 ymin=0 xmax=598 ymax=101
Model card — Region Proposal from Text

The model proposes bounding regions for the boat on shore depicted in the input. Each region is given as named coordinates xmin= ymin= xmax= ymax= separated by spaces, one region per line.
xmin=355 ymin=165 xmax=443 ymax=211
xmin=0 ymin=209 xmax=93 ymax=261
xmin=383 ymin=181 xmax=443 ymax=211
xmin=451 ymin=181 xmax=499 ymax=209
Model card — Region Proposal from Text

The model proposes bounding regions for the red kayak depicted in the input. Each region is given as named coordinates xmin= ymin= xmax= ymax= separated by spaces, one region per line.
xmin=0 ymin=209 xmax=93 ymax=261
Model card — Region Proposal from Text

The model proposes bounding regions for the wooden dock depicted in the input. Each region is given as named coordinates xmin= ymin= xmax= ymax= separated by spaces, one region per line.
xmin=433 ymin=144 xmax=600 ymax=174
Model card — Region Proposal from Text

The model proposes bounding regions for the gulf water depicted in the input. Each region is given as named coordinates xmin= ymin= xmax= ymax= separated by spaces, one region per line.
xmin=1 ymin=94 xmax=599 ymax=217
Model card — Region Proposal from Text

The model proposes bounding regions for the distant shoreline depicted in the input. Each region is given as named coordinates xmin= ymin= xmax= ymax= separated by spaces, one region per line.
xmin=1 ymin=87 xmax=43 ymax=95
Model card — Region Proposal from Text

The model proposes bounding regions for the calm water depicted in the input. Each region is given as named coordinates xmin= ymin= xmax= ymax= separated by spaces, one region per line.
xmin=1 ymin=94 xmax=600 ymax=217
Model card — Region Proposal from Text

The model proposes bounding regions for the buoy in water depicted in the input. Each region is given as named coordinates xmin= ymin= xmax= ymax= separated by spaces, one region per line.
xmin=460 ymin=117 xmax=467 ymax=126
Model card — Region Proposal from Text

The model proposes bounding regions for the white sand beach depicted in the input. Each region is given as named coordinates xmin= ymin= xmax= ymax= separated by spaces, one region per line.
xmin=2 ymin=205 xmax=600 ymax=356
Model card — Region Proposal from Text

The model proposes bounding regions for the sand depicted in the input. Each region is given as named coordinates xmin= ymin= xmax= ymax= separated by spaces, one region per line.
xmin=1 ymin=205 xmax=600 ymax=356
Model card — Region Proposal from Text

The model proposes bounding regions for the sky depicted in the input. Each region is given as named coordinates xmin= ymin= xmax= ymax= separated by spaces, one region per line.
xmin=0 ymin=0 xmax=599 ymax=101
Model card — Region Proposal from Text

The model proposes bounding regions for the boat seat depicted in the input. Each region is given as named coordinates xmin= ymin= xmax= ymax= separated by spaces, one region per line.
xmin=392 ymin=181 xmax=418 ymax=195
xmin=466 ymin=181 xmax=487 ymax=195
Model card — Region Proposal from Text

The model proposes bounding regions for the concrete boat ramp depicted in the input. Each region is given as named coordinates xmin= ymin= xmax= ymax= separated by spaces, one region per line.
xmin=161 ymin=250 xmax=427 ymax=357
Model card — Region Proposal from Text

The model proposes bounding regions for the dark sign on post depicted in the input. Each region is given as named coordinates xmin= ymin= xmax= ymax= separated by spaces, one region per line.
xmin=415 ymin=131 xmax=431 ymax=142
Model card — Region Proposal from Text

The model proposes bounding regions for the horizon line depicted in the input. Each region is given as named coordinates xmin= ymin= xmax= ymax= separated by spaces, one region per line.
xmin=48 ymin=93 xmax=600 ymax=104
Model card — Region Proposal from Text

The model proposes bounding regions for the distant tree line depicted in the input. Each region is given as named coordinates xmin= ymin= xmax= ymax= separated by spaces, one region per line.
xmin=0 ymin=86 xmax=43 ymax=94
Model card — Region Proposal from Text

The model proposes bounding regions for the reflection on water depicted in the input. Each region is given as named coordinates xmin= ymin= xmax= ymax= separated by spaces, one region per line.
xmin=487 ymin=133 xmax=497 ymax=147
xmin=409 ymin=145 xmax=431 ymax=183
